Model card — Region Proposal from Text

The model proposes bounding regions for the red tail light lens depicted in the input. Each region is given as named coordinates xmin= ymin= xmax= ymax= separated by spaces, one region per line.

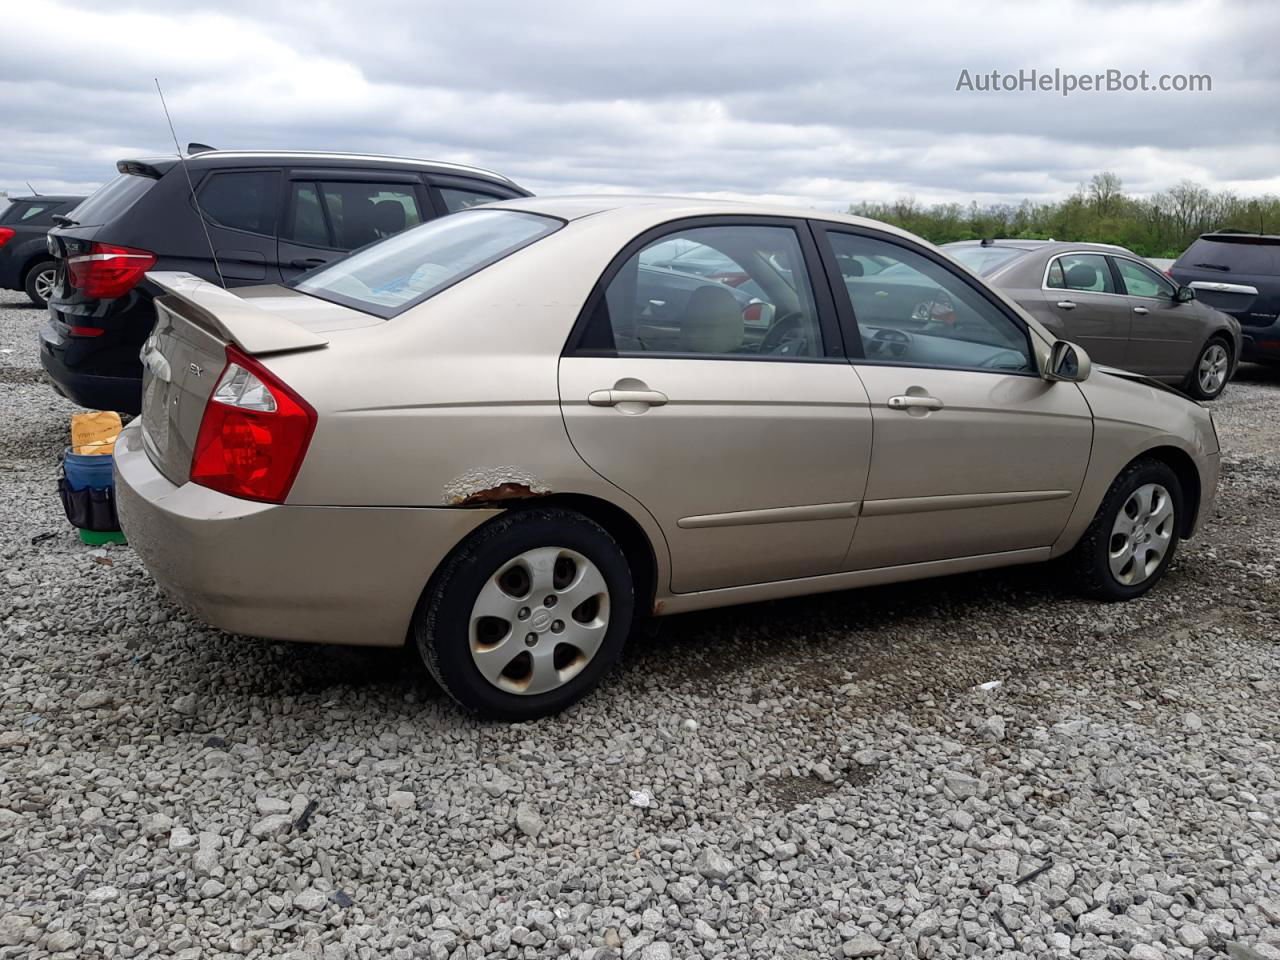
xmin=190 ymin=346 xmax=317 ymax=503
xmin=0 ymin=228 xmax=14 ymax=248
xmin=67 ymin=242 xmax=156 ymax=298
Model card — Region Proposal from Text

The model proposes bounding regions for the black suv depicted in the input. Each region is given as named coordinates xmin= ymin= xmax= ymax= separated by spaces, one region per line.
xmin=1171 ymin=232 xmax=1280 ymax=364
xmin=42 ymin=149 xmax=531 ymax=412
xmin=0 ymin=194 xmax=86 ymax=307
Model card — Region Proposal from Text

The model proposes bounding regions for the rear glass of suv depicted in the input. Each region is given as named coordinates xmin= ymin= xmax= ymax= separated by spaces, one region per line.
xmin=292 ymin=209 xmax=562 ymax=318
xmin=1179 ymin=237 xmax=1280 ymax=275
xmin=65 ymin=174 xmax=156 ymax=227
xmin=1 ymin=200 xmax=59 ymax=225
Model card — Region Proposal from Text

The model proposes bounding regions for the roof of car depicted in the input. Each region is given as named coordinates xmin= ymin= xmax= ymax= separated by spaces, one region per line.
xmin=1198 ymin=231 xmax=1280 ymax=245
xmin=482 ymin=194 xmax=921 ymax=235
xmin=944 ymin=238 xmax=1135 ymax=254
xmin=8 ymin=194 xmax=84 ymax=203
xmin=120 ymin=151 xmax=520 ymax=186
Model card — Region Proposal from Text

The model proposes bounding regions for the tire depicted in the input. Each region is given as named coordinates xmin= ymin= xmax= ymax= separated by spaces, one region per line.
xmin=1069 ymin=458 xmax=1184 ymax=601
xmin=1184 ymin=335 xmax=1232 ymax=400
xmin=414 ymin=507 xmax=634 ymax=720
xmin=23 ymin=260 xmax=57 ymax=308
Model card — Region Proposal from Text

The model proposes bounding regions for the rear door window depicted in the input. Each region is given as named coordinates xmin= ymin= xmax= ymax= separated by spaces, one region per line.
xmin=284 ymin=183 xmax=330 ymax=247
xmin=1049 ymin=253 xmax=1116 ymax=293
xmin=62 ymin=174 xmax=155 ymax=227
xmin=198 ymin=170 xmax=278 ymax=236
xmin=320 ymin=183 xmax=423 ymax=250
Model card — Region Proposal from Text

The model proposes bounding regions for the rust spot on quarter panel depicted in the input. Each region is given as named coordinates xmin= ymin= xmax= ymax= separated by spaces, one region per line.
xmin=451 ymin=482 xmax=549 ymax=506
xmin=443 ymin=468 xmax=551 ymax=506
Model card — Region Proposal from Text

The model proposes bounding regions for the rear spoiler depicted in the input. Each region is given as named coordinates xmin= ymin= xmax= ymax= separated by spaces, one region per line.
xmin=148 ymin=272 xmax=329 ymax=356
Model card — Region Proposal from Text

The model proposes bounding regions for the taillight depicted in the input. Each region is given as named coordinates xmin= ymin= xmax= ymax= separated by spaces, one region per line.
xmin=66 ymin=242 xmax=156 ymax=298
xmin=0 ymin=228 xmax=14 ymax=248
xmin=190 ymin=346 xmax=317 ymax=504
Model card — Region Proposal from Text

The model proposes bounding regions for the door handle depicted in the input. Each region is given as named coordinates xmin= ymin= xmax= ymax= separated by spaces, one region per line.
xmin=1056 ymin=300 xmax=1077 ymax=310
xmin=588 ymin=388 xmax=669 ymax=407
xmin=290 ymin=257 xmax=328 ymax=269
xmin=1132 ymin=306 xmax=1149 ymax=315
xmin=888 ymin=394 xmax=943 ymax=411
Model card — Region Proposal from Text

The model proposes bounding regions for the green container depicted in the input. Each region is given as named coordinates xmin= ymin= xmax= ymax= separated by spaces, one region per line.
xmin=79 ymin=529 xmax=127 ymax=546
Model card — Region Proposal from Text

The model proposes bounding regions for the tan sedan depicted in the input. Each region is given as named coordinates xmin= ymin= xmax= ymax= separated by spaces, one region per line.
xmin=114 ymin=197 xmax=1221 ymax=719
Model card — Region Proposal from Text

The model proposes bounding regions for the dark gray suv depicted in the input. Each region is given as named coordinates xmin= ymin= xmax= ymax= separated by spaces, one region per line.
xmin=42 ymin=149 xmax=530 ymax=412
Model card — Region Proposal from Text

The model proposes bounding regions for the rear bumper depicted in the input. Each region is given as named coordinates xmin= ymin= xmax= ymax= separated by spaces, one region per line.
xmin=1240 ymin=318 xmax=1280 ymax=362
xmin=39 ymin=327 xmax=140 ymax=412
xmin=113 ymin=421 xmax=497 ymax=646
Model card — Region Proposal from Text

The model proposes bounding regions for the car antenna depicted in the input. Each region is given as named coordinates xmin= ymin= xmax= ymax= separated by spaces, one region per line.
xmin=154 ymin=78 xmax=225 ymax=288
xmin=25 ymin=181 xmax=39 ymax=196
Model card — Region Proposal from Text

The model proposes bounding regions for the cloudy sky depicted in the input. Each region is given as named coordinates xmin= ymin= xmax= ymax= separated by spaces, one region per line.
xmin=1 ymin=0 xmax=1276 ymax=208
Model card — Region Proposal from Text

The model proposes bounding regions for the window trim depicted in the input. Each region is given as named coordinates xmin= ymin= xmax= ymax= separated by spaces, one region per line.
xmin=814 ymin=223 xmax=1040 ymax=377
xmin=1109 ymin=254 xmax=1179 ymax=301
xmin=193 ymin=167 xmax=281 ymax=240
xmin=562 ymin=215 xmax=848 ymax=364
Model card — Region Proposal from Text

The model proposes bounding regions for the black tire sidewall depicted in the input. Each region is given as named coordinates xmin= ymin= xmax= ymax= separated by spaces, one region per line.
xmin=24 ymin=260 xmax=55 ymax=308
xmin=416 ymin=509 xmax=634 ymax=720
xmin=1187 ymin=336 xmax=1232 ymax=400
xmin=1087 ymin=461 xmax=1184 ymax=600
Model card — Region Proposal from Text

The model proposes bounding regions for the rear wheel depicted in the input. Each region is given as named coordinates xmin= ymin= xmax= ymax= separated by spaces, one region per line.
xmin=24 ymin=260 xmax=56 ymax=308
xmin=414 ymin=508 xmax=634 ymax=720
xmin=1069 ymin=458 xmax=1183 ymax=601
xmin=1185 ymin=336 xmax=1232 ymax=400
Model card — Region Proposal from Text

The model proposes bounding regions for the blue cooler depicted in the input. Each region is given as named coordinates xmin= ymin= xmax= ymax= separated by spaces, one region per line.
xmin=59 ymin=449 xmax=126 ymax=544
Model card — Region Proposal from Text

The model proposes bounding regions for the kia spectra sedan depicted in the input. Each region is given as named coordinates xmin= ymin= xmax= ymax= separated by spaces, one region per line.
xmin=114 ymin=197 xmax=1220 ymax=720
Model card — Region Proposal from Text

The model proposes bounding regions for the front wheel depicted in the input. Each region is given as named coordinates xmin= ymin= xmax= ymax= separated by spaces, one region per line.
xmin=1069 ymin=458 xmax=1184 ymax=601
xmin=1185 ymin=337 xmax=1232 ymax=400
xmin=414 ymin=508 xmax=634 ymax=720
xmin=24 ymin=260 xmax=57 ymax=308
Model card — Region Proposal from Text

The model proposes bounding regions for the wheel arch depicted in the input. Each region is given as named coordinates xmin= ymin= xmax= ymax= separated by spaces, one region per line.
xmin=502 ymin=493 xmax=659 ymax=618
xmin=1137 ymin=445 xmax=1202 ymax=538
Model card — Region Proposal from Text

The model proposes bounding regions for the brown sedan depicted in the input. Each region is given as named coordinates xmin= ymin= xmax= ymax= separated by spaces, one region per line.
xmin=941 ymin=240 xmax=1241 ymax=400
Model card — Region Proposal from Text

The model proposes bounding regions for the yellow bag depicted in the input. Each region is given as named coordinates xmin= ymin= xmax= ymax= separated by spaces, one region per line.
xmin=71 ymin=411 xmax=123 ymax=456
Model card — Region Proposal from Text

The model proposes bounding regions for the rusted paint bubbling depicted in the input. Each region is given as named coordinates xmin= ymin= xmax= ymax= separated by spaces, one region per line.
xmin=443 ymin=467 xmax=551 ymax=506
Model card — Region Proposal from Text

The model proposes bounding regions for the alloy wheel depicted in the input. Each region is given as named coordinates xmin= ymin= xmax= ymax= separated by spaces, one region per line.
xmin=1108 ymin=483 xmax=1175 ymax=586
xmin=33 ymin=268 xmax=55 ymax=303
xmin=468 ymin=546 xmax=611 ymax=695
xmin=1198 ymin=343 xmax=1229 ymax=395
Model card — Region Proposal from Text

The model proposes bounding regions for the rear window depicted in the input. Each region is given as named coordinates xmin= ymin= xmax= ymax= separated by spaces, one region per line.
xmin=292 ymin=209 xmax=561 ymax=318
xmin=1 ymin=201 xmax=57 ymax=225
xmin=65 ymin=174 xmax=155 ymax=228
xmin=1178 ymin=237 xmax=1280 ymax=276
xmin=944 ymin=245 xmax=1029 ymax=275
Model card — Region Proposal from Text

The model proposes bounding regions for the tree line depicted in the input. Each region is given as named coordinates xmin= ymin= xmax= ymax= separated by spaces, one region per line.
xmin=848 ymin=173 xmax=1280 ymax=258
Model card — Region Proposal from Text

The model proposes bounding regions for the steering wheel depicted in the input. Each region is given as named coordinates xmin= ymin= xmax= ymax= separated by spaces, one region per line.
xmin=758 ymin=311 xmax=808 ymax=355
xmin=867 ymin=328 xmax=911 ymax=360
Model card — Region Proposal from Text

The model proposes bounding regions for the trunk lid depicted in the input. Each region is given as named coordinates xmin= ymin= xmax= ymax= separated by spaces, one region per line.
xmin=139 ymin=272 xmax=340 ymax=484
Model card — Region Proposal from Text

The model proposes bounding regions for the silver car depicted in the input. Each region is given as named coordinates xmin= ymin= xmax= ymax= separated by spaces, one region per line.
xmin=114 ymin=198 xmax=1221 ymax=720
xmin=942 ymin=240 xmax=1241 ymax=400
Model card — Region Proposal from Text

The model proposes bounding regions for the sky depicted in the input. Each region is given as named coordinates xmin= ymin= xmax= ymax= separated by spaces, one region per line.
xmin=1 ymin=0 xmax=1277 ymax=209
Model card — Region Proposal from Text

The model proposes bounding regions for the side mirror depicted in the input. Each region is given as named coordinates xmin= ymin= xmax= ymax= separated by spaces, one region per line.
xmin=1044 ymin=340 xmax=1092 ymax=383
xmin=1174 ymin=285 xmax=1196 ymax=303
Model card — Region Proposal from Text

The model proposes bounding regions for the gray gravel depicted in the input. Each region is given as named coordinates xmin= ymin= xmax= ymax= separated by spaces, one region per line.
xmin=2 ymin=288 xmax=1279 ymax=960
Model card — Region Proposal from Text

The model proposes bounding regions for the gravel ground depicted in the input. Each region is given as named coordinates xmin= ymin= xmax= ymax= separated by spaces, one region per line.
xmin=2 ymin=288 xmax=1279 ymax=960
